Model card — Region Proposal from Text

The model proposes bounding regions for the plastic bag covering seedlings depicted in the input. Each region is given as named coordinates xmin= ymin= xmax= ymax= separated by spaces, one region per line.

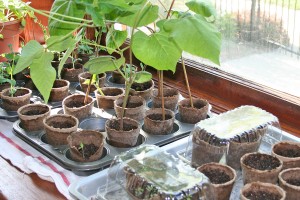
xmin=96 ymin=145 xmax=211 ymax=200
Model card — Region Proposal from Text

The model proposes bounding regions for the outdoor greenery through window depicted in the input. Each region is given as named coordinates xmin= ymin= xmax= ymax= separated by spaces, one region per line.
xmin=163 ymin=0 xmax=300 ymax=98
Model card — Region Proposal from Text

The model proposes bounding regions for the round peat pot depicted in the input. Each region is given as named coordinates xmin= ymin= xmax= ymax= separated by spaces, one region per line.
xmin=111 ymin=70 xmax=125 ymax=84
xmin=272 ymin=141 xmax=300 ymax=170
xmin=152 ymin=88 xmax=179 ymax=111
xmin=43 ymin=114 xmax=78 ymax=146
xmin=49 ymin=79 xmax=70 ymax=102
xmin=197 ymin=162 xmax=236 ymax=200
xmin=78 ymin=72 xmax=106 ymax=93
xmin=241 ymin=152 xmax=283 ymax=184
xmin=178 ymin=98 xmax=209 ymax=124
xmin=95 ymin=87 xmax=124 ymax=109
xmin=129 ymin=79 xmax=154 ymax=101
xmin=17 ymin=104 xmax=50 ymax=132
xmin=241 ymin=182 xmax=286 ymax=200
xmin=0 ymin=87 xmax=32 ymax=111
xmin=279 ymin=168 xmax=300 ymax=200
xmin=61 ymin=62 xmax=83 ymax=82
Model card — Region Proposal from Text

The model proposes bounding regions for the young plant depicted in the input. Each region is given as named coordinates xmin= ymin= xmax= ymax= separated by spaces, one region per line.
xmin=77 ymin=142 xmax=85 ymax=159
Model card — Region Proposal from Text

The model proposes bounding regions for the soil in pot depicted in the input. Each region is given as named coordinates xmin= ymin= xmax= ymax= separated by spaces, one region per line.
xmin=95 ymin=87 xmax=124 ymax=109
xmin=63 ymin=94 xmax=95 ymax=121
xmin=1 ymin=87 xmax=32 ymax=111
xmin=17 ymin=104 xmax=50 ymax=132
xmin=49 ymin=79 xmax=70 ymax=102
xmin=67 ymin=130 xmax=104 ymax=162
xmin=130 ymin=79 xmax=154 ymax=101
xmin=178 ymin=98 xmax=209 ymax=124
xmin=279 ymin=168 xmax=300 ymax=200
xmin=105 ymin=117 xmax=140 ymax=148
xmin=272 ymin=141 xmax=300 ymax=170
xmin=43 ymin=114 xmax=78 ymax=146
xmin=241 ymin=152 xmax=283 ymax=184
xmin=241 ymin=182 xmax=286 ymax=200
xmin=197 ymin=163 xmax=236 ymax=200
xmin=78 ymin=72 xmax=106 ymax=93
xmin=114 ymin=96 xmax=146 ymax=121
xmin=143 ymin=108 xmax=175 ymax=135
xmin=61 ymin=62 xmax=83 ymax=82
xmin=152 ymin=88 xmax=179 ymax=111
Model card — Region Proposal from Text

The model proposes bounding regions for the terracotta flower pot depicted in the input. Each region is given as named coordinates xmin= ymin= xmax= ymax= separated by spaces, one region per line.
xmin=241 ymin=182 xmax=286 ymax=200
xmin=152 ymin=88 xmax=179 ymax=111
xmin=105 ymin=117 xmax=140 ymax=148
xmin=17 ymin=104 xmax=50 ymax=132
xmin=114 ymin=96 xmax=146 ymax=121
xmin=272 ymin=141 xmax=300 ymax=170
xmin=63 ymin=94 xmax=95 ymax=121
xmin=49 ymin=79 xmax=70 ymax=102
xmin=178 ymin=98 xmax=209 ymax=124
xmin=279 ymin=168 xmax=300 ymax=200
xmin=95 ymin=87 xmax=124 ymax=109
xmin=130 ymin=79 xmax=154 ymax=101
xmin=67 ymin=130 xmax=105 ymax=162
xmin=43 ymin=114 xmax=78 ymax=146
xmin=143 ymin=108 xmax=175 ymax=135
xmin=61 ymin=62 xmax=83 ymax=82
xmin=241 ymin=152 xmax=283 ymax=184
xmin=197 ymin=163 xmax=237 ymax=200
xmin=78 ymin=72 xmax=106 ymax=93
xmin=0 ymin=87 xmax=32 ymax=111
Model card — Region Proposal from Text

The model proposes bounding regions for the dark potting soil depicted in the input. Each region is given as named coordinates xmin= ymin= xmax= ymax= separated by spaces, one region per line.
xmin=110 ymin=121 xmax=137 ymax=131
xmin=201 ymin=169 xmax=231 ymax=184
xmin=10 ymin=89 xmax=29 ymax=97
xmin=50 ymin=122 xmax=74 ymax=128
xmin=24 ymin=110 xmax=46 ymax=116
xmin=77 ymin=143 xmax=99 ymax=159
xmin=117 ymin=101 xmax=143 ymax=108
xmin=147 ymin=114 xmax=172 ymax=121
xmin=66 ymin=101 xmax=86 ymax=108
xmin=53 ymin=81 xmax=66 ymax=88
xmin=103 ymin=89 xmax=123 ymax=96
xmin=243 ymin=154 xmax=281 ymax=170
xmin=131 ymin=81 xmax=152 ymax=91
xmin=286 ymin=178 xmax=300 ymax=186
xmin=276 ymin=148 xmax=300 ymax=158
xmin=244 ymin=191 xmax=281 ymax=200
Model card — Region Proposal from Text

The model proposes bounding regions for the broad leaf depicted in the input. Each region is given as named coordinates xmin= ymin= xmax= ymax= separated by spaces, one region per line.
xmin=132 ymin=31 xmax=181 ymax=72
xmin=49 ymin=0 xmax=85 ymax=36
xmin=186 ymin=0 xmax=216 ymax=17
xmin=46 ymin=36 xmax=76 ymax=52
xmin=84 ymin=56 xmax=125 ymax=74
xmin=30 ymin=52 xmax=56 ymax=103
xmin=14 ymin=40 xmax=43 ymax=74
xmin=134 ymin=71 xmax=152 ymax=83
xmin=163 ymin=15 xmax=221 ymax=65
xmin=106 ymin=28 xmax=127 ymax=54
xmin=86 ymin=6 xmax=105 ymax=27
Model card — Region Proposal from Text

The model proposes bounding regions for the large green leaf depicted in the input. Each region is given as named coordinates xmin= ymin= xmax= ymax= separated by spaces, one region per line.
xmin=46 ymin=36 xmax=76 ymax=52
xmin=84 ymin=56 xmax=125 ymax=74
xmin=163 ymin=15 xmax=221 ymax=65
xmin=132 ymin=31 xmax=181 ymax=72
xmin=13 ymin=40 xmax=44 ymax=74
xmin=30 ymin=52 xmax=56 ymax=103
xmin=49 ymin=0 xmax=85 ymax=36
xmin=106 ymin=28 xmax=127 ymax=54
xmin=134 ymin=71 xmax=152 ymax=83
xmin=186 ymin=0 xmax=216 ymax=17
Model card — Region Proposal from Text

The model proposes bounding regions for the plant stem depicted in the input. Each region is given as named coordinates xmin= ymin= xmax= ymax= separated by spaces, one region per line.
xmin=166 ymin=0 xmax=176 ymax=19
xmin=84 ymin=76 xmax=93 ymax=105
xmin=157 ymin=70 xmax=161 ymax=96
xmin=181 ymin=56 xmax=193 ymax=108
xmin=160 ymin=71 xmax=165 ymax=120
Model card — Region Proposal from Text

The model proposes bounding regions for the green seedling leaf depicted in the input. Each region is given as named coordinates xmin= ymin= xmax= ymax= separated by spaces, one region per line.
xmin=84 ymin=56 xmax=125 ymax=75
xmin=106 ymin=28 xmax=127 ymax=54
xmin=30 ymin=52 xmax=56 ymax=103
xmin=134 ymin=71 xmax=152 ymax=83
xmin=186 ymin=0 xmax=216 ymax=17
xmin=46 ymin=36 xmax=76 ymax=52
xmin=132 ymin=31 xmax=181 ymax=72
xmin=0 ymin=77 xmax=15 ymax=86
xmin=14 ymin=40 xmax=44 ymax=74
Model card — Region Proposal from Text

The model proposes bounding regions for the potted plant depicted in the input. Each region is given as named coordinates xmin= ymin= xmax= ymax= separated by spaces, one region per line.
xmin=272 ymin=141 xmax=300 ymax=170
xmin=241 ymin=182 xmax=286 ymax=200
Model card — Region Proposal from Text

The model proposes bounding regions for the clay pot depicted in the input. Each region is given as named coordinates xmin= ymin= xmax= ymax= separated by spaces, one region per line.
xmin=130 ymin=79 xmax=154 ymax=101
xmin=279 ymin=168 xmax=300 ymax=200
xmin=95 ymin=87 xmax=124 ymax=109
xmin=78 ymin=72 xmax=106 ymax=93
xmin=105 ymin=117 xmax=140 ymax=148
xmin=62 ymin=94 xmax=95 ymax=121
xmin=143 ymin=108 xmax=175 ymax=135
xmin=152 ymin=88 xmax=179 ymax=111
xmin=197 ymin=163 xmax=236 ymax=200
xmin=17 ymin=104 xmax=50 ymax=132
xmin=227 ymin=134 xmax=262 ymax=170
xmin=49 ymin=79 xmax=70 ymax=102
xmin=0 ymin=87 xmax=32 ymax=111
xmin=111 ymin=70 xmax=125 ymax=84
xmin=114 ymin=96 xmax=146 ymax=121
xmin=61 ymin=62 xmax=83 ymax=82
xmin=43 ymin=114 xmax=78 ymax=146
xmin=272 ymin=141 xmax=300 ymax=170
xmin=241 ymin=152 xmax=283 ymax=184
xmin=178 ymin=98 xmax=209 ymax=124
xmin=67 ymin=130 xmax=105 ymax=162
xmin=241 ymin=182 xmax=286 ymax=200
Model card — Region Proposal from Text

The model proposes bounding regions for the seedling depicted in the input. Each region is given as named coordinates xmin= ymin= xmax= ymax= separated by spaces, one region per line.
xmin=78 ymin=142 xmax=85 ymax=159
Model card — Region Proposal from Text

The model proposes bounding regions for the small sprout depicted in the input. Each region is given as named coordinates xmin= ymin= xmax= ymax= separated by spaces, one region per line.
xmin=78 ymin=142 xmax=85 ymax=158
